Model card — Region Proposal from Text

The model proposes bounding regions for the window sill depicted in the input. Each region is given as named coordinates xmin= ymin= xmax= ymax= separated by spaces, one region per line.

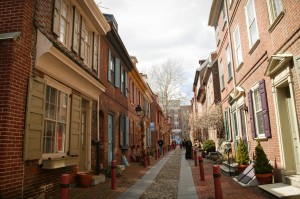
xmin=227 ymin=76 xmax=233 ymax=83
xmin=254 ymin=136 xmax=268 ymax=141
xmin=42 ymin=156 xmax=79 ymax=169
xmin=268 ymin=10 xmax=285 ymax=33
xmin=236 ymin=62 xmax=244 ymax=72
xmin=221 ymin=87 xmax=225 ymax=92
xmin=248 ymin=39 xmax=260 ymax=55
xmin=222 ymin=21 xmax=227 ymax=31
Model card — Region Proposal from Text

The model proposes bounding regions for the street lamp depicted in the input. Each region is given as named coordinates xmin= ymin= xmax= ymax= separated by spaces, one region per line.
xmin=135 ymin=104 xmax=146 ymax=165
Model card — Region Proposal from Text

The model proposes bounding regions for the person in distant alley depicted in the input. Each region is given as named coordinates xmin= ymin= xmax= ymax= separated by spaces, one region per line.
xmin=185 ymin=138 xmax=193 ymax=159
xmin=158 ymin=139 xmax=164 ymax=155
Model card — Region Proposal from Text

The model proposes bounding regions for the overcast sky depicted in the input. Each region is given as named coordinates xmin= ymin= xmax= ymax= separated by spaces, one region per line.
xmin=97 ymin=0 xmax=216 ymax=104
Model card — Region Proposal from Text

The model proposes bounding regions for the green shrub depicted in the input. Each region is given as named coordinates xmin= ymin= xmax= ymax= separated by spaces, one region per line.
xmin=203 ymin=139 xmax=216 ymax=153
xmin=254 ymin=141 xmax=273 ymax=174
xmin=236 ymin=138 xmax=250 ymax=165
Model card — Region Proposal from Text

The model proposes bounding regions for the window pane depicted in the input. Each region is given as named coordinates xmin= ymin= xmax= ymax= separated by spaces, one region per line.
xmin=249 ymin=21 xmax=258 ymax=45
xmin=44 ymin=120 xmax=55 ymax=153
xmin=247 ymin=0 xmax=255 ymax=23
xmin=256 ymin=111 xmax=264 ymax=135
xmin=57 ymin=123 xmax=66 ymax=152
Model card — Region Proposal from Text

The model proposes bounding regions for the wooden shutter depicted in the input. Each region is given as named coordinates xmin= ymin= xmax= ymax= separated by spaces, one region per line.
xmin=119 ymin=115 xmax=124 ymax=147
xmin=80 ymin=19 xmax=85 ymax=58
xmin=126 ymin=117 xmax=130 ymax=146
xmin=24 ymin=77 xmax=46 ymax=160
xmin=92 ymin=33 xmax=98 ymax=72
xmin=53 ymin=0 xmax=60 ymax=36
xmin=72 ymin=7 xmax=80 ymax=54
xmin=259 ymin=79 xmax=271 ymax=138
xmin=125 ymin=72 xmax=128 ymax=97
xmin=108 ymin=49 xmax=111 ymax=82
xmin=69 ymin=94 xmax=81 ymax=156
xmin=115 ymin=58 xmax=120 ymax=88
xmin=248 ymin=90 xmax=256 ymax=139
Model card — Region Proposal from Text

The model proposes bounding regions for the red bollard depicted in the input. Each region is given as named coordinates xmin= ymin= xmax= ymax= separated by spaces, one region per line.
xmin=199 ymin=156 xmax=205 ymax=181
xmin=147 ymin=152 xmax=150 ymax=165
xmin=194 ymin=150 xmax=198 ymax=167
xmin=111 ymin=160 xmax=117 ymax=190
xmin=213 ymin=165 xmax=223 ymax=199
xmin=60 ymin=174 xmax=70 ymax=199
xmin=144 ymin=155 xmax=147 ymax=167
xmin=155 ymin=148 xmax=158 ymax=160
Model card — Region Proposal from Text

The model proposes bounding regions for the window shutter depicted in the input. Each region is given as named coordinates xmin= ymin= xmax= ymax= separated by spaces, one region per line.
xmin=248 ymin=90 xmax=256 ymax=139
xmin=125 ymin=72 xmax=128 ymax=97
xmin=259 ymin=79 xmax=271 ymax=138
xmin=115 ymin=58 xmax=120 ymax=88
xmin=72 ymin=7 xmax=80 ymax=54
xmin=80 ymin=19 xmax=85 ymax=58
xmin=108 ymin=49 xmax=111 ymax=82
xmin=53 ymin=0 xmax=60 ymax=36
xmin=119 ymin=115 xmax=123 ymax=147
xmin=24 ymin=77 xmax=46 ymax=160
xmin=92 ymin=33 xmax=98 ymax=72
xmin=69 ymin=94 xmax=81 ymax=156
xmin=126 ymin=117 xmax=129 ymax=146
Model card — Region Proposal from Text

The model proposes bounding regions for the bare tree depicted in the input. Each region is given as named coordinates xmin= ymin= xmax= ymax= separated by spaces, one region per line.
xmin=148 ymin=59 xmax=184 ymax=115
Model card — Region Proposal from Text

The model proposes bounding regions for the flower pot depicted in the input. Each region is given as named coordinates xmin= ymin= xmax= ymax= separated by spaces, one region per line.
xmin=255 ymin=173 xmax=273 ymax=185
xmin=78 ymin=173 xmax=92 ymax=188
xmin=237 ymin=164 xmax=249 ymax=174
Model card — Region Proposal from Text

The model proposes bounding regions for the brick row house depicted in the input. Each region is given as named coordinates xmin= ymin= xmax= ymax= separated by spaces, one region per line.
xmin=207 ymin=0 xmax=300 ymax=185
xmin=0 ymin=0 xmax=166 ymax=198
xmin=191 ymin=52 xmax=221 ymax=147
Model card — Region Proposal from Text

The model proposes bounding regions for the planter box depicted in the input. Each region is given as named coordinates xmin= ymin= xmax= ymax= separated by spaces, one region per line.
xmin=42 ymin=156 xmax=79 ymax=169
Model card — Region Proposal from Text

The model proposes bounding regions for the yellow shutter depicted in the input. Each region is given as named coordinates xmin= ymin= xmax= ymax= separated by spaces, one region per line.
xmin=53 ymin=0 xmax=61 ymax=36
xmin=69 ymin=94 xmax=81 ymax=156
xmin=72 ymin=7 xmax=80 ymax=54
xmin=23 ymin=77 xmax=46 ymax=160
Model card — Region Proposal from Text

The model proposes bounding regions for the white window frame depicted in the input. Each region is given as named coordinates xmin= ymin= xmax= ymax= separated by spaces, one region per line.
xmin=219 ymin=59 xmax=225 ymax=90
xmin=233 ymin=25 xmax=243 ymax=68
xmin=222 ymin=1 xmax=227 ymax=28
xmin=225 ymin=44 xmax=232 ymax=80
xmin=266 ymin=0 xmax=283 ymax=24
xmin=54 ymin=0 xmax=71 ymax=46
xmin=237 ymin=97 xmax=248 ymax=140
xmin=251 ymin=83 xmax=264 ymax=137
xmin=245 ymin=0 xmax=259 ymax=48
xmin=224 ymin=108 xmax=231 ymax=141
xmin=80 ymin=19 xmax=92 ymax=66
xmin=42 ymin=77 xmax=72 ymax=159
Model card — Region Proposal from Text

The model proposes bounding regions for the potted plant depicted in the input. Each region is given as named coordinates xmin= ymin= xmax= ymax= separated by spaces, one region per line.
xmin=253 ymin=141 xmax=273 ymax=185
xmin=236 ymin=138 xmax=250 ymax=173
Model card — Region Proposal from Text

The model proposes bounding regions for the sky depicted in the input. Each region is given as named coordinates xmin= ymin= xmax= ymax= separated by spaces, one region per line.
xmin=96 ymin=0 xmax=216 ymax=104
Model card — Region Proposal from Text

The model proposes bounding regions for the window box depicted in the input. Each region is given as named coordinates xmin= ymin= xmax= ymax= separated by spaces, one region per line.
xmin=42 ymin=156 xmax=79 ymax=169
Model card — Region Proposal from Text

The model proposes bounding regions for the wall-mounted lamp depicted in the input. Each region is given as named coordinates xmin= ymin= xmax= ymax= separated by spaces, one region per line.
xmin=135 ymin=105 xmax=142 ymax=116
xmin=241 ymin=104 xmax=248 ymax=112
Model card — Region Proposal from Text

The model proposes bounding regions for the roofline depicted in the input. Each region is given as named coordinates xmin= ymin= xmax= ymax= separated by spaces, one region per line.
xmin=208 ymin=0 xmax=222 ymax=26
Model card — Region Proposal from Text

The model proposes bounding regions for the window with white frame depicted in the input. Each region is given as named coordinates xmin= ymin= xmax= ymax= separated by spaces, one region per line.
xmin=245 ymin=0 xmax=259 ymax=47
xmin=225 ymin=44 xmax=232 ymax=80
xmin=222 ymin=1 xmax=227 ymax=26
xmin=108 ymin=49 xmax=115 ymax=84
xmin=53 ymin=0 xmax=70 ymax=45
xmin=267 ymin=0 xmax=283 ymax=24
xmin=233 ymin=26 xmax=243 ymax=67
xmin=252 ymin=85 xmax=264 ymax=136
xmin=239 ymin=105 xmax=247 ymax=139
xmin=215 ymin=25 xmax=220 ymax=46
xmin=219 ymin=59 xmax=225 ymax=90
xmin=224 ymin=108 xmax=231 ymax=141
xmin=231 ymin=107 xmax=239 ymax=148
xmin=80 ymin=20 xmax=92 ymax=65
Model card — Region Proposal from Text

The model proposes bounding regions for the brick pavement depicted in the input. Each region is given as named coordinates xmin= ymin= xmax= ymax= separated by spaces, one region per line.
xmin=191 ymin=155 xmax=273 ymax=199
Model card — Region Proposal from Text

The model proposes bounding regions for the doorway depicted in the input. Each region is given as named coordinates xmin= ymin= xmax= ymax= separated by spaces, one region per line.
xmin=108 ymin=114 xmax=113 ymax=163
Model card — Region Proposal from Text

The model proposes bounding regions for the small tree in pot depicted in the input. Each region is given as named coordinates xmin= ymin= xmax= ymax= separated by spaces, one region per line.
xmin=254 ymin=141 xmax=273 ymax=185
xmin=236 ymin=138 xmax=250 ymax=173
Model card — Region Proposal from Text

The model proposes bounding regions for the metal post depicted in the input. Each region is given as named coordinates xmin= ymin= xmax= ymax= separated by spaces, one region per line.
xmin=111 ymin=160 xmax=117 ymax=190
xmin=199 ymin=156 xmax=205 ymax=181
xmin=213 ymin=165 xmax=223 ymax=199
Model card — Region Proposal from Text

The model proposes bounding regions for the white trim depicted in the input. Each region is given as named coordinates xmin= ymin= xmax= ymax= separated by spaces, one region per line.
xmin=245 ymin=0 xmax=260 ymax=49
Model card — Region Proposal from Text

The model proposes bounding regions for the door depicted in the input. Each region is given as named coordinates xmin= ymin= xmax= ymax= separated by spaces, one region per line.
xmin=108 ymin=114 xmax=113 ymax=163
xmin=79 ymin=99 xmax=88 ymax=171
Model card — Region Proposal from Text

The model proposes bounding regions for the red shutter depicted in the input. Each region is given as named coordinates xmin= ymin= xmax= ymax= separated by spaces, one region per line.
xmin=248 ymin=90 xmax=256 ymax=139
xmin=259 ymin=79 xmax=271 ymax=138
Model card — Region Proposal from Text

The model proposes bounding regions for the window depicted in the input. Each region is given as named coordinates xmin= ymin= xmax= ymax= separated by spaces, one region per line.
xmin=119 ymin=114 xmax=129 ymax=149
xmin=80 ymin=20 xmax=92 ymax=65
xmin=224 ymin=108 xmax=231 ymax=141
xmin=233 ymin=26 xmax=243 ymax=67
xmin=108 ymin=49 xmax=115 ymax=84
xmin=121 ymin=67 xmax=127 ymax=96
xmin=215 ymin=25 xmax=220 ymax=46
xmin=231 ymin=108 xmax=239 ymax=140
xmin=92 ymin=34 xmax=99 ymax=72
xmin=43 ymin=85 xmax=68 ymax=154
xmin=222 ymin=2 xmax=227 ymax=27
xmin=225 ymin=44 xmax=232 ymax=80
xmin=53 ymin=0 xmax=70 ymax=45
xmin=267 ymin=0 xmax=283 ymax=24
xmin=24 ymin=77 xmax=85 ymax=162
xmin=219 ymin=59 xmax=225 ymax=90
xmin=248 ymin=79 xmax=271 ymax=138
xmin=245 ymin=0 xmax=259 ymax=47
xmin=239 ymin=106 xmax=247 ymax=140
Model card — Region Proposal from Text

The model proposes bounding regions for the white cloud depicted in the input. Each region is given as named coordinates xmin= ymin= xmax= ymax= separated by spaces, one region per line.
xmin=97 ymin=0 xmax=216 ymax=103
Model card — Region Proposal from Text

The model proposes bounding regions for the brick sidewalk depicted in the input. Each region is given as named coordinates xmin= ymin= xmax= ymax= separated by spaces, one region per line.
xmin=191 ymin=156 xmax=272 ymax=199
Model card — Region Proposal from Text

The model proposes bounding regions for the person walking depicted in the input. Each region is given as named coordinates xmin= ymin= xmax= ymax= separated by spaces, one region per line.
xmin=185 ymin=138 xmax=193 ymax=159
xmin=158 ymin=139 xmax=164 ymax=155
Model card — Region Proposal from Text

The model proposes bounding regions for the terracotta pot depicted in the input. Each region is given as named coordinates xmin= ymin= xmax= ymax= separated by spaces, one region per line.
xmin=237 ymin=164 xmax=249 ymax=174
xmin=78 ymin=173 xmax=92 ymax=188
xmin=255 ymin=173 xmax=273 ymax=185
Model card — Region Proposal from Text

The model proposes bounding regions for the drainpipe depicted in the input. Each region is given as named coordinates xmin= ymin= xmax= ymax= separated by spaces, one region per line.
xmin=96 ymin=96 xmax=100 ymax=175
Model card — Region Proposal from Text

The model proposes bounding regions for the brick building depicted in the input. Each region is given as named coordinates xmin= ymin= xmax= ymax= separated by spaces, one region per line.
xmin=0 ymin=0 xmax=162 ymax=198
xmin=209 ymin=0 xmax=300 ymax=185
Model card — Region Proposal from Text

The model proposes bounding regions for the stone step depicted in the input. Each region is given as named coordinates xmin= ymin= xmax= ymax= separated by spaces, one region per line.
xmin=259 ymin=183 xmax=300 ymax=199
xmin=220 ymin=161 xmax=238 ymax=176
xmin=286 ymin=175 xmax=300 ymax=188
xmin=92 ymin=174 xmax=105 ymax=185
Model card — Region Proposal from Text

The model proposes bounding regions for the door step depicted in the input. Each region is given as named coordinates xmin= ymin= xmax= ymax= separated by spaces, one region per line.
xmin=286 ymin=175 xmax=300 ymax=188
xmin=259 ymin=183 xmax=300 ymax=199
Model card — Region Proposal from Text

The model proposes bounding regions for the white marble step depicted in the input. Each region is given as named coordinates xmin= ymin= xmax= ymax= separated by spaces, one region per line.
xmin=259 ymin=183 xmax=300 ymax=199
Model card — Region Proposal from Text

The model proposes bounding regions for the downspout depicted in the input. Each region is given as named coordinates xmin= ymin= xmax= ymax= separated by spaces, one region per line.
xmin=96 ymin=96 xmax=100 ymax=175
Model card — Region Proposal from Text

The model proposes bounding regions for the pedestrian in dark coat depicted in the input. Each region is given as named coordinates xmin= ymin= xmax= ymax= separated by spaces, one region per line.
xmin=185 ymin=138 xmax=193 ymax=159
